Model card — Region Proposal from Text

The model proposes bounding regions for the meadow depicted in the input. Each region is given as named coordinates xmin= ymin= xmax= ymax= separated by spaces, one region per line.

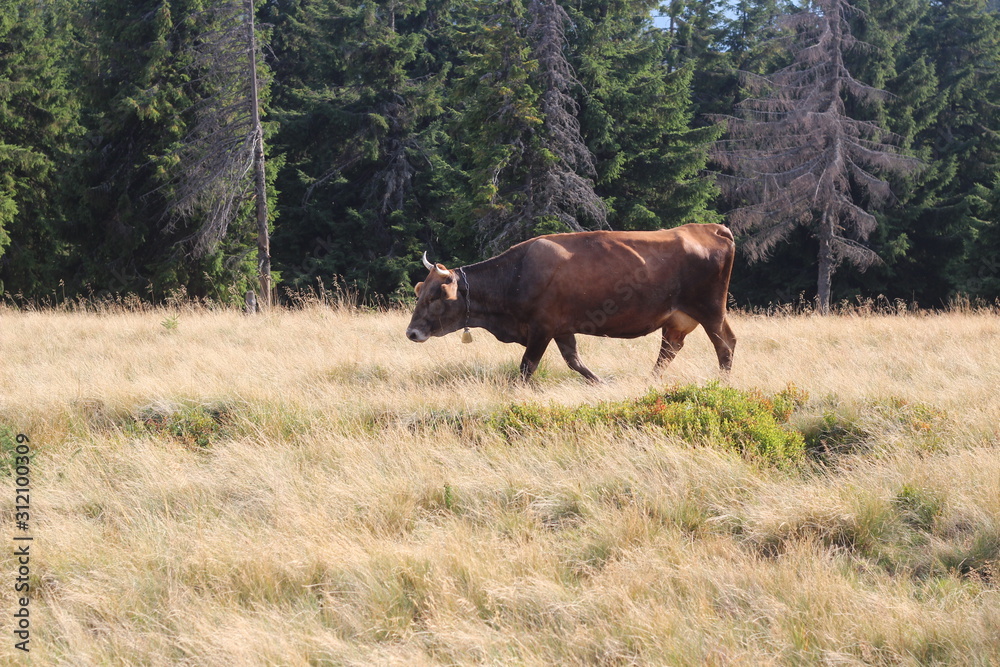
xmin=1 ymin=303 xmax=999 ymax=665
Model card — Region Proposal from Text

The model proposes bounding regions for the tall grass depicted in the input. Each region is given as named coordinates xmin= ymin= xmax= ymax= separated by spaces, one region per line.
xmin=1 ymin=306 xmax=998 ymax=664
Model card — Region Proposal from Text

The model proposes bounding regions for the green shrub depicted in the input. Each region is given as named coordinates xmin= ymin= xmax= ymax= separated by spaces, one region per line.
xmin=160 ymin=314 xmax=179 ymax=331
xmin=135 ymin=403 xmax=229 ymax=448
xmin=486 ymin=382 xmax=807 ymax=468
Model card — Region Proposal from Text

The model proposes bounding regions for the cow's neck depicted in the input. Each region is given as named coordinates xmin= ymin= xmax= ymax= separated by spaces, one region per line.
xmin=459 ymin=252 xmax=526 ymax=345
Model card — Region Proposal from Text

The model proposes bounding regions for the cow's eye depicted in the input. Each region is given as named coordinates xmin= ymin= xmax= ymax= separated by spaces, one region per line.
xmin=428 ymin=300 xmax=444 ymax=316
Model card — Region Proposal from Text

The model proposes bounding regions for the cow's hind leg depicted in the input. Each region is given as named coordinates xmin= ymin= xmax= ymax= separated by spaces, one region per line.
xmin=704 ymin=316 xmax=737 ymax=373
xmin=555 ymin=335 xmax=601 ymax=384
xmin=519 ymin=332 xmax=552 ymax=381
xmin=654 ymin=312 xmax=699 ymax=375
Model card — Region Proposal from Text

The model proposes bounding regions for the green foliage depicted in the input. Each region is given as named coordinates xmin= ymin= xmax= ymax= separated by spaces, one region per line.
xmin=0 ymin=0 xmax=83 ymax=295
xmin=833 ymin=0 xmax=1000 ymax=307
xmin=1 ymin=0 xmax=999 ymax=306
xmin=160 ymin=313 xmax=179 ymax=331
xmin=135 ymin=403 xmax=229 ymax=449
xmin=51 ymin=0 xmax=273 ymax=303
xmin=486 ymin=382 xmax=807 ymax=467
xmin=572 ymin=2 xmax=723 ymax=231
xmin=961 ymin=176 xmax=1000 ymax=300
xmin=268 ymin=0 xmax=453 ymax=297
xmin=452 ymin=0 xmax=540 ymax=241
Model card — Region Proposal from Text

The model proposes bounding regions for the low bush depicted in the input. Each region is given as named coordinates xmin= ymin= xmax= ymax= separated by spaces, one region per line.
xmin=134 ymin=402 xmax=231 ymax=448
xmin=485 ymin=382 xmax=808 ymax=468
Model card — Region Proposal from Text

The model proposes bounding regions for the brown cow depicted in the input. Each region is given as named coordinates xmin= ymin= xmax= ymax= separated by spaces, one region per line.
xmin=406 ymin=223 xmax=737 ymax=382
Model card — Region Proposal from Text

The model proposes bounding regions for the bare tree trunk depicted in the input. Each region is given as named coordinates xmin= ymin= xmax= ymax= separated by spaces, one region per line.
xmin=247 ymin=0 xmax=270 ymax=308
xmin=817 ymin=211 xmax=835 ymax=315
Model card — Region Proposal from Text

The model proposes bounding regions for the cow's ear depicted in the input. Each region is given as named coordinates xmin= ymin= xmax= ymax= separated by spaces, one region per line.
xmin=415 ymin=281 xmax=424 ymax=296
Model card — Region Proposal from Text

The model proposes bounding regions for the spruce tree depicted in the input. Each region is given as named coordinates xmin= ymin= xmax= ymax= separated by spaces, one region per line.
xmin=962 ymin=176 xmax=1000 ymax=300
xmin=660 ymin=0 xmax=727 ymax=73
xmin=455 ymin=0 xmax=607 ymax=252
xmin=569 ymin=0 xmax=721 ymax=231
xmin=69 ymin=0 xmax=270 ymax=300
xmin=713 ymin=0 xmax=920 ymax=313
xmin=267 ymin=0 xmax=451 ymax=296
xmin=890 ymin=0 xmax=1000 ymax=304
xmin=0 ymin=0 xmax=81 ymax=297
xmin=525 ymin=0 xmax=607 ymax=237
xmin=160 ymin=0 xmax=275 ymax=305
xmin=72 ymin=0 xmax=182 ymax=296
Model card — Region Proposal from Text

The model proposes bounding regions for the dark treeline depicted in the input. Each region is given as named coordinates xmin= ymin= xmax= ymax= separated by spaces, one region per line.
xmin=1 ymin=0 xmax=998 ymax=308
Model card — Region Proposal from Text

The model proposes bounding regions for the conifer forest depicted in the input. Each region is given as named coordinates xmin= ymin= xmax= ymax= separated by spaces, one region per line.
xmin=1 ymin=0 xmax=999 ymax=309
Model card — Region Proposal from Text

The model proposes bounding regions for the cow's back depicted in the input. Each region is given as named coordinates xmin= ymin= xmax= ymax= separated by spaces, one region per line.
xmin=510 ymin=224 xmax=734 ymax=338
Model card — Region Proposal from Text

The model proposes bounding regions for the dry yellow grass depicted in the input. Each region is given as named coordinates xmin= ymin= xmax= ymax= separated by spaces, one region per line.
xmin=1 ymin=306 xmax=999 ymax=665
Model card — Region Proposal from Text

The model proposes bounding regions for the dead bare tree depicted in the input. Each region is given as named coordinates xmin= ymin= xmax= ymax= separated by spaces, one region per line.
xmin=165 ymin=0 xmax=271 ymax=306
xmin=247 ymin=0 xmax=270 ymax=308
xmin=711 ymin=0 xmax=920 ymax=313
xmin=527 ymin=0 xmax=606 ymax=230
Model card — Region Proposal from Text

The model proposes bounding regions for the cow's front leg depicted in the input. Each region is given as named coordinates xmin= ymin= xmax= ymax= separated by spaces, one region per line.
xmin=519 ymin=332 xmax=552 ymax=381
xmin=555 ymin=335 xmax=602 ymax=383
xmin=653 ymin=327 xmax=686 ymax=374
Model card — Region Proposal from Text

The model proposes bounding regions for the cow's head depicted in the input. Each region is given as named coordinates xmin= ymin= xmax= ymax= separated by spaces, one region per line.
xmin=406 ymin=252 xmax=465 ymax=342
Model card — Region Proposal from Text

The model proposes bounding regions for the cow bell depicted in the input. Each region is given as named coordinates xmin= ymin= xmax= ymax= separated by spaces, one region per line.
xmin=461 ymin=327 xmax=473 ymax=344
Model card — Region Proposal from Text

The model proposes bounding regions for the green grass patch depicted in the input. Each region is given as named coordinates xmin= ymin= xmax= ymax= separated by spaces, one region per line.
xmin=799 ymin=397 xmax=948 ymax=458
xmin=894 ymin=483 xmax=944 ymax=532
xmin=485 ymin=382 xmax=808 ymax=468
xmin=133 ymin=402 xmax=232 ymax=448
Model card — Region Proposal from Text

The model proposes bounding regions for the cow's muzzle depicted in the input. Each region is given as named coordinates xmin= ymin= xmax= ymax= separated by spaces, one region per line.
xmin=406 ymin=327 xmax=429 ymax=342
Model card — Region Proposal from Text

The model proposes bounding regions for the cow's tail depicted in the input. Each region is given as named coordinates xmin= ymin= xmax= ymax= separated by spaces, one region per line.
xmin=714 ymin=224 xmax=735 ymax=245
xmin=715 ymin=225 xmax=736 ymax=298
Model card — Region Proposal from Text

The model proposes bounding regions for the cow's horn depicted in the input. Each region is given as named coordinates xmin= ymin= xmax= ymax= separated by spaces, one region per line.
xmin=422 ymin=251 xmax=450 ymax=278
